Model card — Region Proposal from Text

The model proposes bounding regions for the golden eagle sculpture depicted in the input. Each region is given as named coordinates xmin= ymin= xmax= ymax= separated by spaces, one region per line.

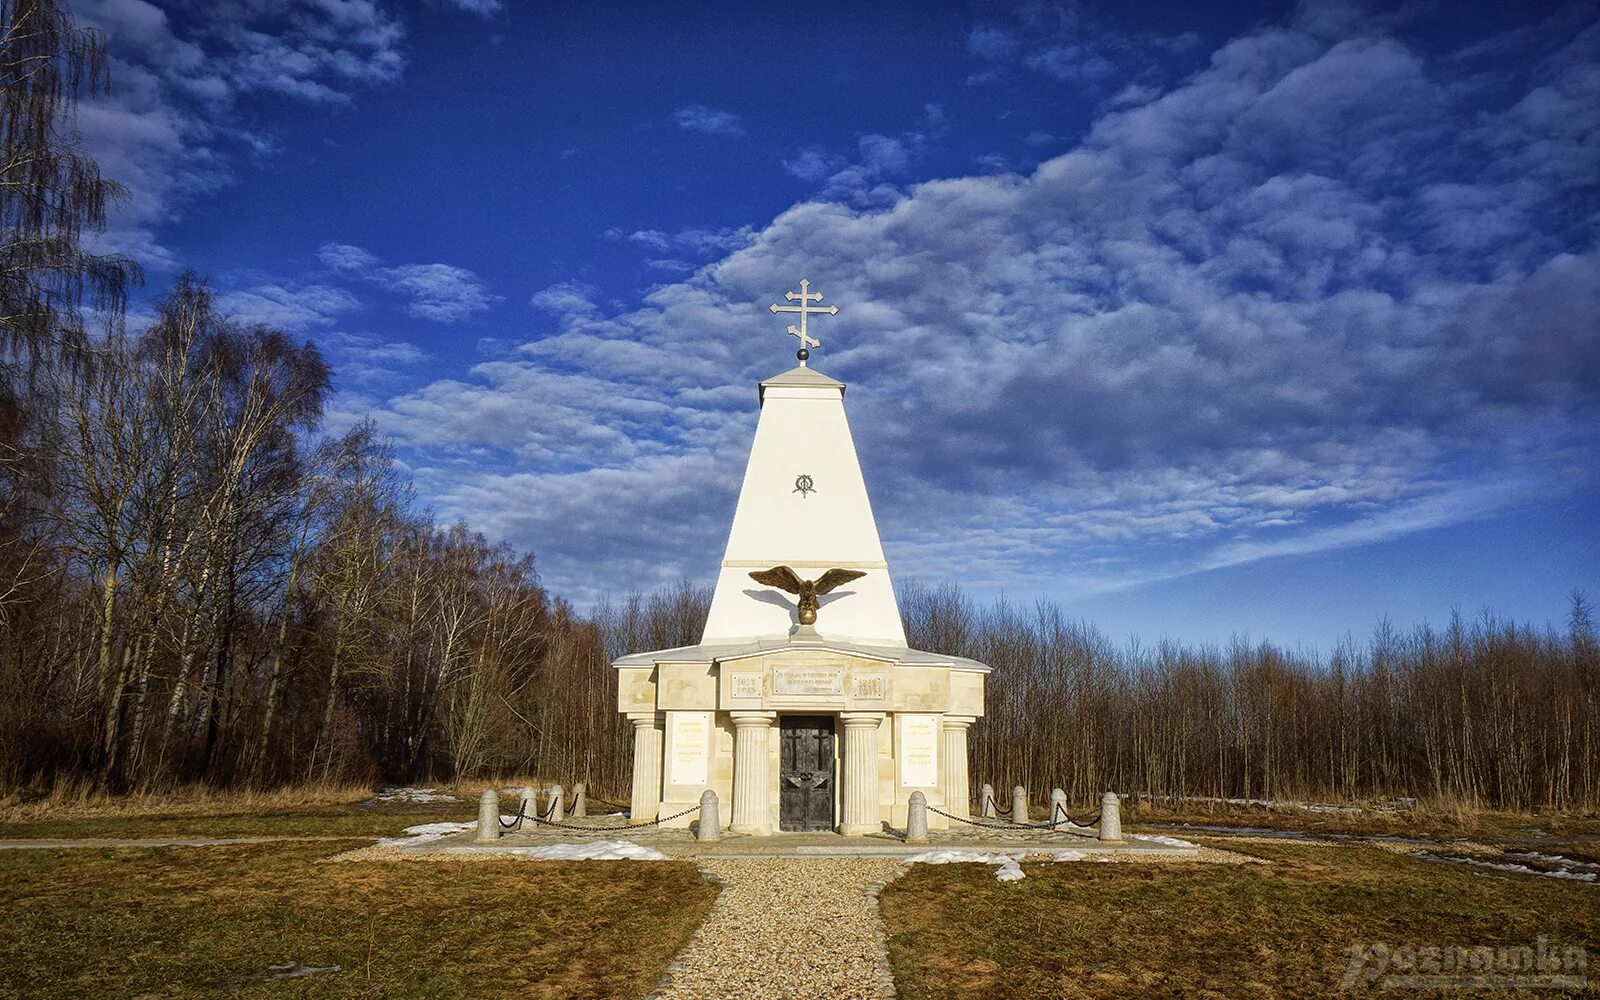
xmin=748 ymin=566 xmax=867 ymax=626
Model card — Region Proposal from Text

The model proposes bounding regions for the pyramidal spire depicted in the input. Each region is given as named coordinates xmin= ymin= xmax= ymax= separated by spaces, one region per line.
xmin=699 ymin=282 xmax=906 ymax=646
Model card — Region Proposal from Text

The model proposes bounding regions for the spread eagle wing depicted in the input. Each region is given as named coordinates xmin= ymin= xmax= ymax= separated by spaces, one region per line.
xmin=812 ymin=568 xmax=867 ymax=595
xmin=749 ymin=565 xmax=805 ymax=595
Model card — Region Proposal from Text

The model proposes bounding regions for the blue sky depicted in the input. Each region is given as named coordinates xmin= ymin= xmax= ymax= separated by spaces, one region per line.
xmin=72 ymin=0 xmax=1600 ymax=650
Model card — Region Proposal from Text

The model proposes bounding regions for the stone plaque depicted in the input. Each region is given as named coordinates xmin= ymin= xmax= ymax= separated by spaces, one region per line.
xmin=669 ymin=711 xmax=711 ymax=785
xmin=772 ymin=666 xmax=843 ymax=696
xmin=899 ymin=714 xmax=939 ymax=787
xmin=851 ymin=674 xmax=886 ymax=700
xmin=730 ymin=674 xmax=762 ymax=699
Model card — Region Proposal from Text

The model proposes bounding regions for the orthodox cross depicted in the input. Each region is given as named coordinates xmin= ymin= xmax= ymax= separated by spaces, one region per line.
xmin=769 ymin=278 xmax=838 ymax=367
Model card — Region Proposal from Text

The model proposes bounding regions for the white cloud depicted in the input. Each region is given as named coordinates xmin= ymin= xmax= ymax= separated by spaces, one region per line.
xmin=783 ymin=132 xmax=930 ymax=202
xmin=318 ymin=243 xmax=496 ymax=323
xmin=967 ymin=26 xmax=1018 ymax=60
xmin=672 ymin=104 xmax=745 ymax=136
xmin=318 ymin=242 xmax=382 ymax=272
xmin=218 ymin=282 xmax=360 ymax=331
xmin=965 ymin=4 xmax=1199 ymax=93
xmin=529 ymin=280 xmax=598 ymax=319
xmin=381 ymin=263 xmax=495 ymax=323
xmin=608 ymin=226 xmax=756 ymax=257
xmin=1026 ymin=44 xmax=1115 ymax=84
xmin=430 ymin=0 xmax=501 ymax=16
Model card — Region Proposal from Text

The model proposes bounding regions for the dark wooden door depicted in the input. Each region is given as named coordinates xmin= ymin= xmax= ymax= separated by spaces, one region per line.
xmin=779 ymin=716 xmax=836 ymax=832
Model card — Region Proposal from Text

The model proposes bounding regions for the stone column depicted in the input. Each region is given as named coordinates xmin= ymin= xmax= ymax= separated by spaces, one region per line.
xmin=730 ymin=711 xmax=776 ymax=835
xmin=1012 ymin=785 xmax=1029 ymax=824
xmin=839 ymin=712 xmax=885 ymax=836
xmin=697 ymin=789 xmax=721 ymax=842
xmin=475 ymin=788 xmax=499 ymax=842
xmin=1049 ymin=788 xmax=1069 ymax=829
xmin=906 ymin=791 xmax=929 ymax=844
xmin=940 ymin=716 xmax=975 ymax=820
xmin=1099 ymin=791 xmax=1123 ymax=843
xmin=628 ymin=711 xmax=664 ymax=825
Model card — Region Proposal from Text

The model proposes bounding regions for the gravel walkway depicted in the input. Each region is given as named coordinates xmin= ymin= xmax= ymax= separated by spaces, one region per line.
xmin=651 ymin=858 xmax=902 ymax=1000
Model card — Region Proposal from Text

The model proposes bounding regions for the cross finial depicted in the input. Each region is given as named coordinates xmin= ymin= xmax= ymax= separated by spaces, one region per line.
xmin=769 ymin=278 xmax=838 ymax=367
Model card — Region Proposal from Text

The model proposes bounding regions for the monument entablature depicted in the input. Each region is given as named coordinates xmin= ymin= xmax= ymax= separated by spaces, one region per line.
xmin=613 ymin=280 xmax=990 ymax=836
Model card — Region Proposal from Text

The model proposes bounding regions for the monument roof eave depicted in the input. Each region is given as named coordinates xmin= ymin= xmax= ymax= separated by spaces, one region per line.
xmin=610 ymin=636 xmax=991 ymax=674
xmin=758 ymin=364 xmax=845 ymax=401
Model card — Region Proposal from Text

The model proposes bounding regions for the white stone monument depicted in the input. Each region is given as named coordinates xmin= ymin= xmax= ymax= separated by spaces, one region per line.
xmin=614 ymin=280 xmax=990 ymax=835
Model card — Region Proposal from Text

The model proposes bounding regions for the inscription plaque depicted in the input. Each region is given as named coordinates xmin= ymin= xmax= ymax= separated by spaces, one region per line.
xmin=669 ymin=711 xmax=711 ymax=785
xmin=772 ymin=666 xmax=843 ymax=696
xmin=899 ymin=714 xmax=939 ymax=787
xmin=730 ymin=674 xmax=762 ymax=699
xmin=851 ymin=674 xmax=886 ymax=700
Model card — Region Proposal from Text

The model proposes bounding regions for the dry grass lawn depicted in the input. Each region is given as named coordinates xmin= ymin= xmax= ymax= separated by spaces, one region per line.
xmin=1126 ymin=798 xmax=1600 ymax=845
xmin=0 ymin=841 xmax=717 ymax=999
xmin=881 ymin=840 xmax=1599 ymax=999
xmin=0 ymin=780 xmax=528 ymax=840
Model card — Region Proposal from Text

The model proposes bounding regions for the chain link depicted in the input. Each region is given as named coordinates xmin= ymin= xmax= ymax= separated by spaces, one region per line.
xmin=930 ymin=802 xmax=1099 ymax=832
xmin=515 ymin=802 xmax=701 ymax=831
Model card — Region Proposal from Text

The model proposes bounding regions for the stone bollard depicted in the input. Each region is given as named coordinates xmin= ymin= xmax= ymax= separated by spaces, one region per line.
xmin=519 ymin=785 xmax=538 ymax=826
xmin=980 ymin=783 xmax=997 ymax=819
xmin=1012 ymin=785 xmax=1029 ymax=824
xmin=906 ymin=791 xmax=929 ymax=844
xmin=697 ymin=789 xmax=720 ymax=842
xmin=1049 ymin=788 xmax=1069 ymax=829
xmin=1099 ymin=791 xmax=1124 ymax=842
xmin=476 ymin=788 xmax=500 ymax=842
xmin=571 ymin=782 xmax=586 ymax=818
xmin=548 ymin=784 xmax=565 ymax=823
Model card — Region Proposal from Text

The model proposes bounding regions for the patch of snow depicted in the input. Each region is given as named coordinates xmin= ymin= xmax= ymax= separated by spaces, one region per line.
xmin=1411 ymin=852 xmax=1598 ymax=884
xmin=372 ymin=786 xmax=457 ymax=804
xmin=376 ymin=821 xmax=474 ymax=847
xmin=903 ymin=850 xmax=1028 ymax=882
xmin=903 ymin=850 xmax=1021 ymax=865
xmin=1173 ymin=795 xmax=1364 ymax=814
xmin=1158 ymin=822 xmax=1300 ymax=837
xmin=499 ymin=840 xmax=668 ymax=861
xmin=1052 ymin=850 xmax=1088 ymax=862
xmin=1132 ymin=834 xmax=1196 ymax=848
xmin=1507 ymin=851 xmax=1600 ymax=871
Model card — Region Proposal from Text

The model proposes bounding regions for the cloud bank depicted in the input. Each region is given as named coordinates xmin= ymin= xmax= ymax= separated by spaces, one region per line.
xmin=368 ymin=6 xmax=1600 ymax=606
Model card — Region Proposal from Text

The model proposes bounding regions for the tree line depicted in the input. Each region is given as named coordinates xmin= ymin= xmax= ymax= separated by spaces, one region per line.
xmin=901 ymin=582 xmax=1600 ymax=812
xmin=0 ymin=273 xmax=638 ymax=792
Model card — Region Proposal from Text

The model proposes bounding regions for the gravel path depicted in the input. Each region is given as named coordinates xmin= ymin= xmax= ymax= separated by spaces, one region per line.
xmin=651 ymin=858 xmax=902 ymax=1000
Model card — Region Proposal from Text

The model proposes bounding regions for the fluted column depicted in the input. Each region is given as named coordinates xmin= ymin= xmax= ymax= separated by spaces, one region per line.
xmin=628 ymin=712 xmax=664 ymax=825
xmin=941 ymin=715 xmax=975 ymax=820
xmin=839 ymin=712 xmax=884 ymax=836
xmin=730 ymin=711 xmax=776 ymax=835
